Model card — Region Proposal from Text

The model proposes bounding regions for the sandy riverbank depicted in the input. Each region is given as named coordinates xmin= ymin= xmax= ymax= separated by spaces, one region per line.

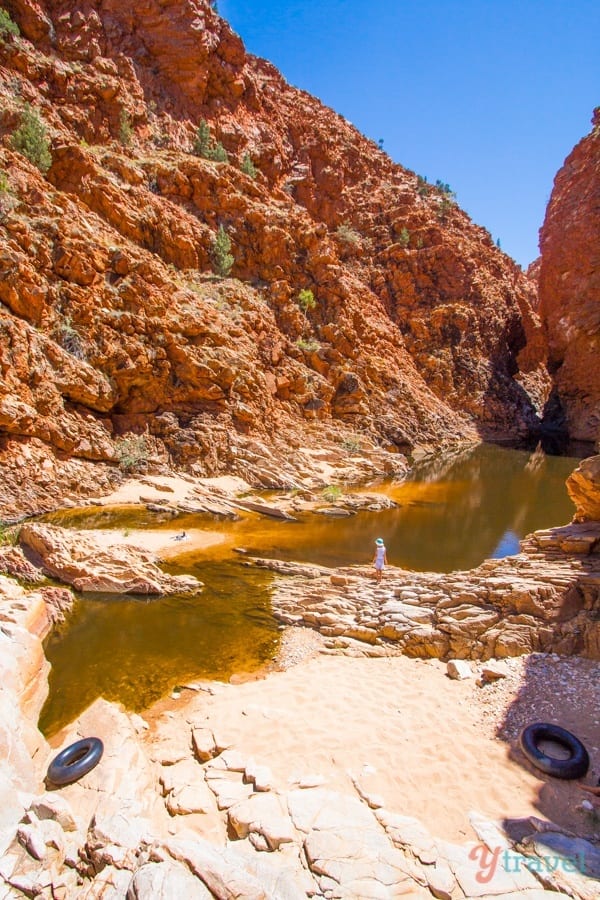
xmin=78 ymin=526 xmax=227 ymax=559
xmin=147 ymin=642 xmax=600 ymax=843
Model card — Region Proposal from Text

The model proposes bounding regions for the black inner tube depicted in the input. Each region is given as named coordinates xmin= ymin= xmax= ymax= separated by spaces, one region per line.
xmin=519 ymin=723 xmax=589 ymax=780
xmin=47 ymin=737 xmax=104 ymax=786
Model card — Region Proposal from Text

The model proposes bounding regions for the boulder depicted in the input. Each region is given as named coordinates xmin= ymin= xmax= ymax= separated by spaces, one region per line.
xmin=567 ymin=455 xmax=600 ymax=523
xmin=127 ymin=861 xmax=213 ymax=899
xmin=479 ymin=661 xmax=510 ymax=683
xmin=29 ymin=793 xmax=79 ymax=833
xmin=228 ymin=792 xmax=297 ymax=849
xmin=157 ymin=837 xmax=267 ymax=900
xmin=446 ymin=659 xmax=474 ymax=680
xmin=19 ymin=523 xmax=201 ymax=595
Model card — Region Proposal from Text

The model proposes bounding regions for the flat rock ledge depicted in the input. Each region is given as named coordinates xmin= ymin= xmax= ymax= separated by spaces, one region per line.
xmin=264 ymin=521 xmax=600 ymax=661
xmin=18 ymin=523 xmax=202 ymax=595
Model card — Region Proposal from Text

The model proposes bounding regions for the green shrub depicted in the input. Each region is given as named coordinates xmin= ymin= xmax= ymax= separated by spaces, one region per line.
xmin=119 ymin=109 xmax=133 ymax=146
xmin=11 ymin=104 xmax=52 ymax=172
xmin=211 ymin=141 xmax=228 ymax=163
xmin=398 ymin=227 xmax=410 ymax=248
xmin=115 ymin=435 xmax=150 ymax=472
xmin=435 ymin=179 xmax=455 ymax=197
xmin=194 ymin=120 xmax=212 ymax=157
xmin=336 ymin=223 xmax=360 ymax=245
xmin=211 ymin=224 xmax=234 ymax=277
xmin=241 ymin=152 xmax=257 ymax=178
xmin=0 ymin=520 xmax=19 ymax=546
xmin=193 ymin=119 xmax=229 ymax=162
xmin=296 ymin=338 xmax=320 ymax=352
xmin=0 ymin=169 xmax=16 ymax=221
xmin=437 ymin=195 xmax=455 ymax=222
xmin=416 ymin=175 xmax=429 ymax=197
xmin=54 ymin=316 xmax=85 ymax=359
xmin=340 ymin=435 xmax=361 ymax=452
xmin=322 ymin=485 xmax=342 ymax=503
xmin=0 ymin=8 xmax=19 ymax=39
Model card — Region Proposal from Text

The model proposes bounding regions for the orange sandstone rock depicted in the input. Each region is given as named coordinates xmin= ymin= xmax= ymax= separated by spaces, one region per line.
xmin=0 ymin=0 xmax=552 ymax=517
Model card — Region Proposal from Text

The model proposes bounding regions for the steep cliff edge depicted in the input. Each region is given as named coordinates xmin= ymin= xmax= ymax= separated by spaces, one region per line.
xmin=539 ymin=108 xmax=600 ymax=444
xmin=0 ymin=0 xmax=549 ymax=517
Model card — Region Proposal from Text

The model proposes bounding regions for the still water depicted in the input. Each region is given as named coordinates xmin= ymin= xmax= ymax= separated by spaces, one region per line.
xmin=39 ymin=443 xmax=581 ymax=735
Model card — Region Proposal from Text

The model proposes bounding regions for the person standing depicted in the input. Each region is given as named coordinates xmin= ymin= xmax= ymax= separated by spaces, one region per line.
xmin=372 ymin=538 xmax=387 ymax=582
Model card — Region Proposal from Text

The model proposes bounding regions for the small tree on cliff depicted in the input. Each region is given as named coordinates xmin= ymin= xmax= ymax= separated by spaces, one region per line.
xmin=194 ymin=119 xmax=229 ymax=163
xmin=297 ymin=288 xmax=317 ymax=332
xmin=297 ymin=288 xmax=316 ymax=315
xmin=398 ymin=227 xmax=410 ymax=248
xmin=11 ymin=104 xmax=52 ymax=173
xmin=241 ymin=153 xmax=257 ymax=179
xmin=119 ymin=109 xmax=133 ymax=147
xmin=194 ymin=120 xmax=212 ymax=157
xmin=211 ymin=225 xmax=234 ymax=277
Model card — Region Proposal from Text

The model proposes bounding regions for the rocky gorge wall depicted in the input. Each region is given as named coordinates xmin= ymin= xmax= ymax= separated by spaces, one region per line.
xmin=0 ymin=0 xmax=553 ymax=518
xmin=538 ymin=107 xmax=600 ymax=445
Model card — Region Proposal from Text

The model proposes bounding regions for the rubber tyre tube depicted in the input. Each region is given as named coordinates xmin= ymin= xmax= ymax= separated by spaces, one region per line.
xmin=47 ymin=737 xmax=104 ymax=786
xmin=519 ymin=722 xmax=589 ymax=780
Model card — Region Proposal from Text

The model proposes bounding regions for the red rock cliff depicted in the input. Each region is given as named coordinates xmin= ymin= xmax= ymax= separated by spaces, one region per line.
xmin=539 ymin=108 xmax=600 ymax=444
xmin=0 ymin=0 xmax=549 ymax=516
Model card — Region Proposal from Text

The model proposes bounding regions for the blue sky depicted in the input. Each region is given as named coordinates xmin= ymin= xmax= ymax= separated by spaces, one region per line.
xmin=218 ymin=0 xmax=599 ymax=268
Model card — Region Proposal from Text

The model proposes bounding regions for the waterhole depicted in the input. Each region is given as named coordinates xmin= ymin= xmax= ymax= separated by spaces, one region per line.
xmin=39 ymin=443 xmax=582 ymax=735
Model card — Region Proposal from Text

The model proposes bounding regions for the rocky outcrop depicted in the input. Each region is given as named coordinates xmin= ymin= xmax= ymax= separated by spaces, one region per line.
xmin=0 ymin=573 xmax=74 ymax=856
xmin=567 ymin=454 xmax=600 ymax=522
xmin=268 ymin=521 xmax=600 ymax=661
xmin=538 ymin=108 xmax=600 ymax=443
xmin=0 ymin=606 xmax=594 ymax=900
xmin=18 ymin=522 xmax=202 ymax=593
xmin=0 ymin=0 xmax=550 ymax=517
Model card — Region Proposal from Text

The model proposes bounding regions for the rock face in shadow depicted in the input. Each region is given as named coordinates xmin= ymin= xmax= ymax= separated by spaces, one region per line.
xmin=19 ymin=523 xmax=201 ymax=594
xmin=538 ymin=108 xmax=600 ymax=443
xmin=0 ymin=0 xmax=550 ymax=517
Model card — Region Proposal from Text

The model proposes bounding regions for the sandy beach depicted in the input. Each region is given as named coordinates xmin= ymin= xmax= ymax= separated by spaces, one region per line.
xmin=148 ymin=644 xmax=600 ymax=844
xmin=78 ymin=526 xmax=227 ymax=559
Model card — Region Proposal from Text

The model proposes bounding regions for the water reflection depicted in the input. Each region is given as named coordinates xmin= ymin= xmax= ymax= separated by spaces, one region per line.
xmin=246 ymin=444 xmax=580 ymax=572
xmin=491 ymin=530 xmax=521 ymax=559
xmin=39 ymin=563 xmax=278 ymax=737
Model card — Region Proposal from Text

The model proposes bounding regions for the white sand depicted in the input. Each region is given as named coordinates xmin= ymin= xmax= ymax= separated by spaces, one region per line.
xmin=79 ymin=527 xmax=226 ymax=559
xmin=168 ymin=654 xmax=557 ymax=842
